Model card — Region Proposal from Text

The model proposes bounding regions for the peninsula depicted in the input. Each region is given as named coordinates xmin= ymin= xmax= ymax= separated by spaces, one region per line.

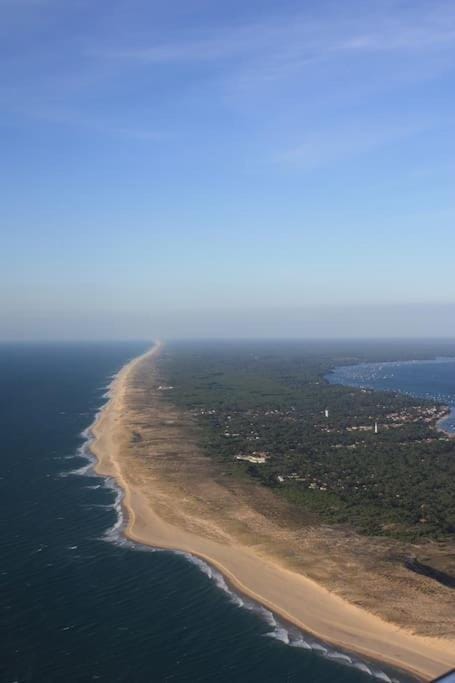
xmin=91 ymin=341 xmax=455 ymax=680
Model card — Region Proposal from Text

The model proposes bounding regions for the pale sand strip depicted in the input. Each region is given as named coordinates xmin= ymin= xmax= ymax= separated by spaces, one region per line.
xmin=91 ymin=343 xmax=454 ymax=681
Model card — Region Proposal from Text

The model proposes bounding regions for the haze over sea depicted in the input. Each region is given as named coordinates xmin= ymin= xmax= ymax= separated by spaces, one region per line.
xmin=0 ymin=341 xmax=417 ymax=683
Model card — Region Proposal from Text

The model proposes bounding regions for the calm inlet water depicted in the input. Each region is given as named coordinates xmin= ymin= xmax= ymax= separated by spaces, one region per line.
xmin=1 ymin=343 xmax=407 ymax=683
xmin=328 ymin=357 xmax=455 ymax=434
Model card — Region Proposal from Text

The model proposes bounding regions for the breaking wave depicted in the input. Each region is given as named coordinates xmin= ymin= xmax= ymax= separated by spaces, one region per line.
xmin=70 ymin=384 xmax=406 ymax=683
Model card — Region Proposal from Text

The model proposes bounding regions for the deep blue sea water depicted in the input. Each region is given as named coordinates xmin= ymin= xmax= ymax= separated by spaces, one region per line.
xmin=1 ymin=343 xmax=409 ymax=683
xmin=328 ymin=357 xmax=455 ymax=434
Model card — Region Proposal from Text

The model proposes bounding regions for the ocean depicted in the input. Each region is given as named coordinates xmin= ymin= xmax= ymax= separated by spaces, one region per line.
xmin=328 ymin=356 xmax=455 ymax=434
xmin=1 ymin=342 xmax=410 ymax=683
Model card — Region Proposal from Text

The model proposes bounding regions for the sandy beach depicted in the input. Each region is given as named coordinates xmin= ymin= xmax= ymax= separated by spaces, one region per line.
xmin=90 ymin=343 xmax=455 ymax=681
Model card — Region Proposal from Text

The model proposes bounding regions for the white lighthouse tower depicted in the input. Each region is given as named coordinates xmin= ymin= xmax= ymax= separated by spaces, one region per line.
xmin=324 ymin=409 xmax=329 ymax=418
xmin=374 ymin=421 xmax=378 ymax=434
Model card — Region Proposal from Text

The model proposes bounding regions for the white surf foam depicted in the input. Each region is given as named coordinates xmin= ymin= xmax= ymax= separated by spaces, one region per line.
xmin=167 ymin=546 xmax=400 ymax=680
xmin=179 ymin=553 xmax=245 ymax=608
xmin=70 ymin=378 xmax=408 ymax=683
xmin=290 ymin=635 xmax=312 ymax=649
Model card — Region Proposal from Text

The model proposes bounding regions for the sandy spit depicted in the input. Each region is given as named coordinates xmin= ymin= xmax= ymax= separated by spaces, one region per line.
xmin=90 ymin=343 xmax=454 ymax=681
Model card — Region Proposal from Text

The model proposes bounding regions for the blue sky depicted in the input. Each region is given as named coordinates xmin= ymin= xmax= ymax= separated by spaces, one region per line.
xmin=1 ymin=0 xmax=454 ymax=339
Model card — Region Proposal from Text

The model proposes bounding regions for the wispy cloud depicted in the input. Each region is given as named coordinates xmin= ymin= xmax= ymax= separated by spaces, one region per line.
xmin=342 ymin=27 xmax=455 ymax=52
xmin=277 ymin=120 xmax=430 ymax=170
xmin=86 ymin=0 xmax=455 ymax=125
xmin=102 ymin=37 xmax=247 ymax=63
xmin=96 ymin=2 xmax=455 ymax=67
xmin=5 ymin=102 xmax=163 ymax=141
xmin=2 ymin=0 xmax=454 ymax=160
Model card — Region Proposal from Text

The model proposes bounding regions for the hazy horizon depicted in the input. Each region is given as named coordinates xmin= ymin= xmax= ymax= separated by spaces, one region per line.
xmin=3 ymin=302 xmax=455 ymax=342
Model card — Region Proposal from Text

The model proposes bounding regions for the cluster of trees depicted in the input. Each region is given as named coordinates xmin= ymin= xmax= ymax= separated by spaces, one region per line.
xmin=157 ymin=340 xmax=455 ymax=540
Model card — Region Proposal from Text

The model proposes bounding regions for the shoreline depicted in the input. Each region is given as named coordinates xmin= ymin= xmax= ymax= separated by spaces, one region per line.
xmin=436 ymin=407 xmax=455 ymax=439
xmin=89 ymin=343 xmax=455 ymax=682
xmin=328 ymin=361 xmax=455 ymax=441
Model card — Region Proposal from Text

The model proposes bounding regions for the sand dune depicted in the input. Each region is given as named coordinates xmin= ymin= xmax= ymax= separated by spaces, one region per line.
xmin=91 ymin=343 xmax=455 ymax=681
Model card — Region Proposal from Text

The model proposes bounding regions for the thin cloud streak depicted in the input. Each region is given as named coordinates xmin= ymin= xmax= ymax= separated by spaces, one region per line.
xmin=1 ymin=101 xmax=163 ymax=140
xmin=3 ymin=0 xmax=454 ymax=149
xmin=277 ymin=121 xmax=431 ymax=170
xmin=96 ymin=4 xmax=455 ymax=66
